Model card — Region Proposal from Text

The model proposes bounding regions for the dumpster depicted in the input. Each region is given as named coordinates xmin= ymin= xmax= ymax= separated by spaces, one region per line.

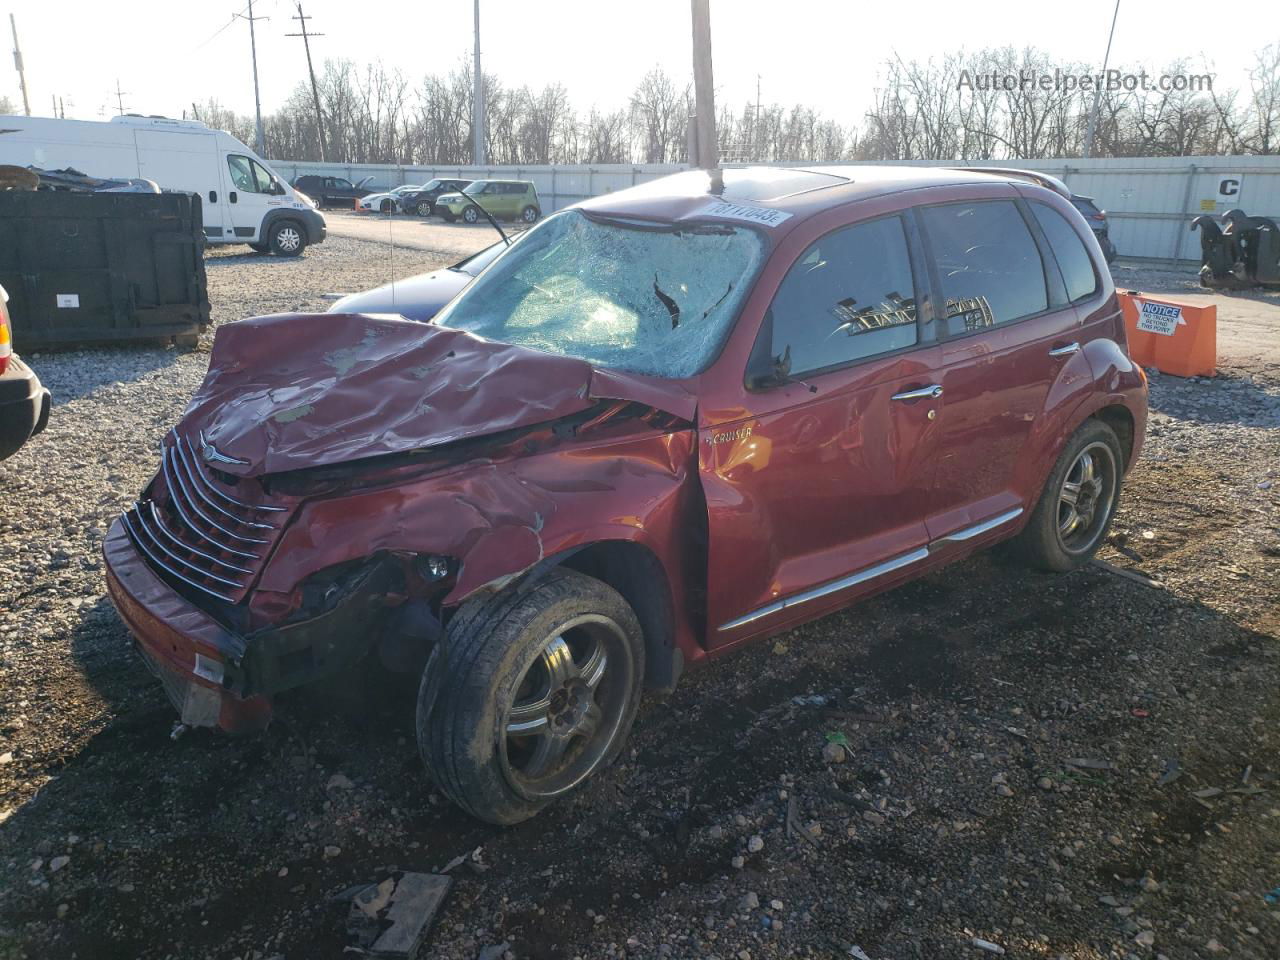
xmin=0 ymin=190 xmax=209 ymax=349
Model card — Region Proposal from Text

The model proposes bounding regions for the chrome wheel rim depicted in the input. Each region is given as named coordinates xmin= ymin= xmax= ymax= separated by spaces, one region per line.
xmin=1056 ymin=441 xmax=1117 ymax=554
xmin=499 ymin=614 xmax=631 ymax=800
xmin=464 ymin=207 xmax=478 ymax=223
xmin=276 ymin=227 xmax=301 ymax=251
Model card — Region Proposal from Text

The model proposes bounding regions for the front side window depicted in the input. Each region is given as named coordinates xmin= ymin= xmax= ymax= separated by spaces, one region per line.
xmin=921 ymin=200 xmax=1048 ymax=334
xmin=766 ymin=216 xmax=919 ymax=377
xmin=434 ymin=209 xmax=766 ymax=378
xmin=227 ymin=155 xmax=275 ymax=194
xmin=1032 ymin=202 xmax=1099 ymax=303
xmin=464 ymin=182 xmax=490 ymax=196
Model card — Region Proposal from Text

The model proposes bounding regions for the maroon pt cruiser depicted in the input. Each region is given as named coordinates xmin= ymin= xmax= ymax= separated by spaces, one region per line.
xmin=105 ymin=166 xmax=1147 ymax=824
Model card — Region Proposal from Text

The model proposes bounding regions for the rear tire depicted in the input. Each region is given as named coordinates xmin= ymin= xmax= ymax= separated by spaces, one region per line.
xmin=417 ymin=569 xmax=645 ymax=825
xmin=248 ymin=242 xmax=269 ymax=254
xmin=1011 ymin=419 xmax=1124 ymax=572
xmin=521 ymin=205 xmax=539 ymax=223
xmin=268 ymin=220 xmax=306 ymax=257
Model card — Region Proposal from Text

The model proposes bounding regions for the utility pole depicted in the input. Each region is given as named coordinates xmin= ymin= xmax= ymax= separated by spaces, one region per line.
xmin=1083 ymin=0 xmax=1122 ymax=159
xmin=236 ymin=0 xmax=269 ymax=155
xmin=690 ymin=0 xmax=717 ymax=169
xmin=472 ymin=0 xmax=485 ymax=165
xmin=754 ymin=74 xmax=761 ymax=161
xmin=9 ymin=14 xmax=29 ymax=116
xmin=114 ymin=79 xmax=130 ymax=116
xmin=287 ymin=3 xmax=328 ymax=162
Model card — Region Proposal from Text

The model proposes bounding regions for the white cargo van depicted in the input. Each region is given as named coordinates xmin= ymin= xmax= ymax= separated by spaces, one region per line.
xmin=0 ymin=115 xmax=326 ymax=256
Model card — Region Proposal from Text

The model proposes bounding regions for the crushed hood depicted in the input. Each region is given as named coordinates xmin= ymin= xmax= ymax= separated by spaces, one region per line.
xmin=181 ymin=313 xmax=696 ymax=477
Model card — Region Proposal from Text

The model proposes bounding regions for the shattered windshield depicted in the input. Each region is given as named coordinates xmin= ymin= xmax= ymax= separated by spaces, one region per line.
xmin=433 ymin=210 xmax=767 ymax=378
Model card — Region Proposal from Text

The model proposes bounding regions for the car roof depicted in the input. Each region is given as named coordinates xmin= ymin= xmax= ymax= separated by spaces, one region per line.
xmin=576 ymin=165 xmax=1051 ymax=226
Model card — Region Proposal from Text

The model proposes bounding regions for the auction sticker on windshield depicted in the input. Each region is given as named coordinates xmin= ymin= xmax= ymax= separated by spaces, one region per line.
xmin=1135 ymin=301 xmax=1183 ymax=336
xmin=697 ymin=200 xmax=793 ymax=228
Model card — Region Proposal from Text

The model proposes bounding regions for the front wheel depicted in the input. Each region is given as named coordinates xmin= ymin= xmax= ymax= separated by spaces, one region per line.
xmin=417 ymin=569 xmax=644 ymax=825
xmin=1011 ymin=419 xmax=1124 ymax=571
xmin=380 ymin=199 xmax=394 ymax=214
xmin=268 ymin=220 xmax=306 ymax=257
xmin=462 ymin=205 xmax=480 ymax=224
xmin=416 ymin=200 xmax=433 ymax=217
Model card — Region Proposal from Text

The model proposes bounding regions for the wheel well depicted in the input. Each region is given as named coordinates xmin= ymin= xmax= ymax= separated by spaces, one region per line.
xmin=1093 ymin=405 xmax=1135 ymax=469
xmin=559 ymin=541 xmax=682 ymax=692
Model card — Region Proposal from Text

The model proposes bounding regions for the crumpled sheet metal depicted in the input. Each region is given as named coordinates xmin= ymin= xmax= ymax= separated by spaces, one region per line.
xmin=185 ymin=313 xmax=696 ymax=477
xmin=258 ymin=428 xmax=698 ymax=608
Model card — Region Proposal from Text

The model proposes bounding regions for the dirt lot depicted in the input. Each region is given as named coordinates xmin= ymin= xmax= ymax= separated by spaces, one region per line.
xmin=1 ymin=234 xmax=1277 ymax=960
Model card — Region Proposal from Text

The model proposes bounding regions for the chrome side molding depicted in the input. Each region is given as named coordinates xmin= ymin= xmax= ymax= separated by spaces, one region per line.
xmin=717 ymin=507 xmax=1024 ymax=632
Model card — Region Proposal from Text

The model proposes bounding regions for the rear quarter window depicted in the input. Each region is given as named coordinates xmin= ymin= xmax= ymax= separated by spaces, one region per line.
xmin=920 ymin=200 xmax=1048 ymax=335
xmin=1031 ymin=202 xmax=1099 ymax=303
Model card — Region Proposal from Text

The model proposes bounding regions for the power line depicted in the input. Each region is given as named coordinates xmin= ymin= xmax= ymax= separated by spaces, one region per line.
xmin=194 ymin=3 xmax=252 ymax=52
xmin=285 ymin=2 xmax=327 ymax=162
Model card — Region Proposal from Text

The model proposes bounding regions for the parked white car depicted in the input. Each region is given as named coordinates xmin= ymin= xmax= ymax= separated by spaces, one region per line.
xmin=356 ymin=185 xmax=425 ymax=215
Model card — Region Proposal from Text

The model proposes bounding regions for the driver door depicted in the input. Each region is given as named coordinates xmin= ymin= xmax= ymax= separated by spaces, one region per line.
xmin=224 ymin=154 xmax=278 ymax=242
xmin=701 ymin=213 xmax=946 ymax=646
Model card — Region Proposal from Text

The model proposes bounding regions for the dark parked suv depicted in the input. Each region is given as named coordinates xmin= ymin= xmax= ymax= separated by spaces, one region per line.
xmin=291 ymin=174 xmax=375 ymax=209
xmin=399 ymin=178 xmax=473 ymax=217
xmin=105 ymin=166 xmax=1146 ymax=825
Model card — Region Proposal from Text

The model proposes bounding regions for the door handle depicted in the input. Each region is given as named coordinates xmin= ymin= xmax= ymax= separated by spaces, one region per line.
xmin=208 ymin=190 xmax=217 ymax=203
xmin=229 ymin=191 xmax=238 ymax=204
xmin=891 ymin=384 xmax=943 ymax=401
xmin=1049 ymin=342 xmax=1080 ymax=357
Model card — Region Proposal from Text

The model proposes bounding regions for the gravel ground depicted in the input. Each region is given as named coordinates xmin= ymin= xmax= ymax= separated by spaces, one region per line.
xmin=0 ymin=239 xmax=1277 ymax=960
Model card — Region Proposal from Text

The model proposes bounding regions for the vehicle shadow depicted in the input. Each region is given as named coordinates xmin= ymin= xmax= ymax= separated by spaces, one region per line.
xmin=17 ymin=343 xmax=190 ymax=404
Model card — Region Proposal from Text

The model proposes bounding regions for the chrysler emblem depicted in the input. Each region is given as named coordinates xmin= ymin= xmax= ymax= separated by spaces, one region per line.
xmin=199 ymin=430 xmax=249 ymax=466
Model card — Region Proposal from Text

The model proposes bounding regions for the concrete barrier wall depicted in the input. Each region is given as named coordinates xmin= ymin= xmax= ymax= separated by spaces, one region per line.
xmin=272 ymin=156 xmax=1280 ymax=262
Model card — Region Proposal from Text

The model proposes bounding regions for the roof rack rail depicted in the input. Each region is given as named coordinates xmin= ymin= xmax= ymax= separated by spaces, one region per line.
xmin=951 ymin=166 xmax=1071 ymax=199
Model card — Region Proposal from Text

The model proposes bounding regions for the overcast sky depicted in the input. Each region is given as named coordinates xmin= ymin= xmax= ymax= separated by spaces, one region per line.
xmin=4 ymin=0 xmax=1269 ymax=131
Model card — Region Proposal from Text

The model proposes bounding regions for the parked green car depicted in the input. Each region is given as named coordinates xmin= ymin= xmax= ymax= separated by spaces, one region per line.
xmin=436 ymin=180 xmax=541 ymax=224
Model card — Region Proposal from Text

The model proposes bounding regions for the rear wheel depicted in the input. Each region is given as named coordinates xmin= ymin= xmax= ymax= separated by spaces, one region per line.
xmin=521 ymin=205 xmax=539 ymax=223
xmin=380 ymin=198 xmax=394 ymax=214
xmin=417 ymin=569 xmax=644 ymax=825
xmin=268 ymin=220 xmax=306 ymax=257
xmin=1011 ymin=419 xmax=1123 ymax=571
xmin=248 ymin=242 xmax=269 ymax=254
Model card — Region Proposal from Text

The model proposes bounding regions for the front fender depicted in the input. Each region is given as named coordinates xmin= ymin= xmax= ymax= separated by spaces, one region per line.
xmin=256 ymin=428 xmax=698 ymax=615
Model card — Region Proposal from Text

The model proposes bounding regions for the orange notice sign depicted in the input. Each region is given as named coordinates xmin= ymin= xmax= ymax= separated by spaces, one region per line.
xmin=1118 ymin=292 xmax=1216 ymax=378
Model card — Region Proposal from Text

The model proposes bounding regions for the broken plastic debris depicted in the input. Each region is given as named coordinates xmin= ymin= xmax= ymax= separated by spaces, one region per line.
xmin=345 ymin=873 xmax=452 ymax=959
xmin=1064 ymin=758 xmax=1114 ymax=771
xmin=971 ymin=938 xmax=1006 ymax=954
xmin=848 ymin=947 xmax=874 ymax=960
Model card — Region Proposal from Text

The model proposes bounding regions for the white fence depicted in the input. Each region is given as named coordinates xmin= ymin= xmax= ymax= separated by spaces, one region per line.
xmin=274 ymin=156 xmax=1280 ymax=262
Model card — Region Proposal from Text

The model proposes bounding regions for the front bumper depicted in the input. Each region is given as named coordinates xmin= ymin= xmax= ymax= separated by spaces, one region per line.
xmin=0 ymin=355 xmax=51 ymax=461
xmin=103 ymin=518 xmax=272 ymax=732
xmin=302 ymin=207 xmax=327 ymax=244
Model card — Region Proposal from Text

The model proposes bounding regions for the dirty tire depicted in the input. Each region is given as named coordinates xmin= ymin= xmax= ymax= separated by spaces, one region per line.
xmin=268 ymin=220 xmax=306 ymax=257
xmin=462 ymin=205 xmax=480 ymax=224
xmin=417 ymin=569 xmax=644 ymax=825
xmin=520 ymin=205 xmax=539 ymax=223
xmin=172 ymin=333 xmax=199 ymax=349
xmin=1011 ymin=418 xmax=1123 ymax=572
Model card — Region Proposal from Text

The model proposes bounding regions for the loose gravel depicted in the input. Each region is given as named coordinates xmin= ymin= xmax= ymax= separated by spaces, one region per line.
xmin=0 ymin=240 xmax=1277 ymax=960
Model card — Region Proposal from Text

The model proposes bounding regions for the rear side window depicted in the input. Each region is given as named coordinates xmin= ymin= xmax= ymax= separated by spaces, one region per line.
xmin=920 ymin=200 xmax=1047 ymax=334
xmin=1032 ymin=202 xmax=1099 ymax=302
xmin=767 ymin=216 xmax=919 ymax=377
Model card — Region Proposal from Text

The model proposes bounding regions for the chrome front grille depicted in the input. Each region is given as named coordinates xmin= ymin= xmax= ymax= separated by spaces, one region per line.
xmin=123 ymin=431 xmax=289 ymax=604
